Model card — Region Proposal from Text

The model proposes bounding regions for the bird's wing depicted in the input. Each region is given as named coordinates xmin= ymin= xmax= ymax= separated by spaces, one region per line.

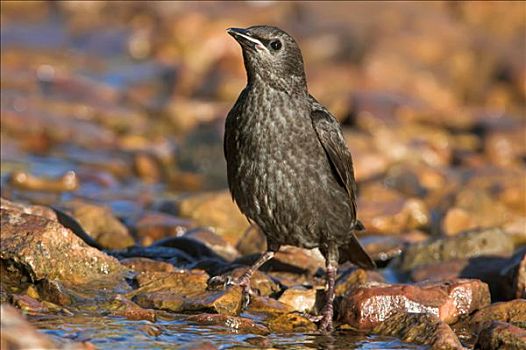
xmin=309 ymin=97 xmax=358 ymax=219
xmin=310 ymin=97 xmax=375 ymax=269
xmin=224 ymin=88 xmax=247 ymax=200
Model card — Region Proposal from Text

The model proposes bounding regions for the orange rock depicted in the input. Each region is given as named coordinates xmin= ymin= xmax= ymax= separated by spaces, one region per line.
xmin=340 ymin=279 xmax=490 ymax=330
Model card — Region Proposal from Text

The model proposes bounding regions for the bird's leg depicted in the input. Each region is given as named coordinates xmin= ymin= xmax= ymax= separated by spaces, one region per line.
xmin=235 ymin=250 xmax=275 ymax=289
xmin=207 ymin=250 xmax=275 ymax=297
xmin=319 ymin=249 xmax=338 ymax=333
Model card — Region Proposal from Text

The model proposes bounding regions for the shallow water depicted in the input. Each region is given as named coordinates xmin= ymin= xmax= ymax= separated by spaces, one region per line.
xmin=31 ymin=314 xmax=427 ymax=350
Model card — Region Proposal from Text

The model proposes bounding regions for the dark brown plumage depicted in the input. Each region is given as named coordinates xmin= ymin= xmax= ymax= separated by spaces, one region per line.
xmin=222 ymin=25 xmax=375 ymax=332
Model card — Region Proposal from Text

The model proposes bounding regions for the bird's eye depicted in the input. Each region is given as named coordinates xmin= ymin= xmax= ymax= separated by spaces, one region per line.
xmin=270 ymin=40 xmax=282 ymax=50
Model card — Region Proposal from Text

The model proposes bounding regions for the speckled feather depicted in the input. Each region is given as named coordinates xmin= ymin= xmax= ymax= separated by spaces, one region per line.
xmin=224 ymin=26 xmax=374 ymax=268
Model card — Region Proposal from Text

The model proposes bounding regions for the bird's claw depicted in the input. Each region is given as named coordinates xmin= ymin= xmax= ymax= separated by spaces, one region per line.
xmin=207 ymin=274 xmax=253 ymax=309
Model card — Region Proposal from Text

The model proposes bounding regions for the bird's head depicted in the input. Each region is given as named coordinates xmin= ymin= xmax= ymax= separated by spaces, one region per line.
xmin=227 ymin=25 xmax=307 ymax=92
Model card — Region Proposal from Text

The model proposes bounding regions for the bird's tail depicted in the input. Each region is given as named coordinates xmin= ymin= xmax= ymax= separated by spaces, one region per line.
xmin=338 ymin=220 xmax=376 ymax=269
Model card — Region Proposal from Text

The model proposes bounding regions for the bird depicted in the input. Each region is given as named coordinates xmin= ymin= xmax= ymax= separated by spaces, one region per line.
xmin=222 ymin=25 xmax=375 ymax=332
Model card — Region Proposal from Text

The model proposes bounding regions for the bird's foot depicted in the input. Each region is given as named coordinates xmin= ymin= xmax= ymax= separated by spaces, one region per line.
xmin=207 ymin=274 xmax=253 ymax=309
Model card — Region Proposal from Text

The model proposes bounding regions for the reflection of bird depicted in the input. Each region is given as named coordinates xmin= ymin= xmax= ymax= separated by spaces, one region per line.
xmin=222 ymin=25 xmax=375 ymax=332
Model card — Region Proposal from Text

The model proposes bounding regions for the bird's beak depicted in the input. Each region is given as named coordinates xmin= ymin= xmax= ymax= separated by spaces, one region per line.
xmin=227 ymin=27 xmax=268 ymax=52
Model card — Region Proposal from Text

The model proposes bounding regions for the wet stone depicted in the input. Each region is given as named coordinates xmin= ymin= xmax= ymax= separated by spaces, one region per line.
xmin=63 ymin=200 xmax=134 ymax=249
xmin=1 ymin=303 xmax=57 ymax=349
xmin=184 ymin=228 xmax=240 ymax=261
xmin=134 ymin=286 xmax=243 ymax=316
xmin=8 ymin=170 xmax=79 ymax=192
xmin=113 ymin=245 xmax=195 ymax=265
xmin=11 ymin=294 xmax=49 ymax=314
xmin=398 ymin=227 xmax=515 ymax=271
xmin=442 ymin=188 xmax=516 ymax=236
xmin=186 ymin=313 xmax=270 ymax=335
xmin=470 ymin=299 xmax=526 ymax=332
xmin=110 ymin=294 xmax=156 ymax=322
xmin=411 ymin=248 xmax=525 ymax=301
xmin=36 ymin=279 xmax=73 ymax=306
xmin=0 ymin=198 xmax=57 ymax=221
xmin=340 ymin=279 xmax=490 ymax=330
xmin=474 ymin=321 xmax=526 ymax=350
xmin=0 ymin=208 xmax=126 ymax=285
xmin=373 ymin=312 xmax=463 ymax=350
xmin=132 ymin=211 xmax=191 ymax=246
xmin=247 ymin=295 xmax=294 ymax=316
xmin=278 ymin=286 xmax=317 ymax=313
xmin=133 ymin=270 xmax=209 ymax=295
xmin=120 ymin=257 xmax=175 ymax=273
xmin=267 ymin=313 xmax=318 ymax=333
xmin=176 ymin=190 xmax=250 ymax=246
xmin=1 ymin=303 xmax=88 ymax=349
xmin=217 ymin=267 xmax=280 ymax=297
xmin=335 ymin=267 xmax=385 ymax=297
xmin=513 ymin=250 xmax=526 ymax=299
xmin=178 ymin=342 xmax=218 ymax=350
xmin=358 ymin=195 xmax=430 ymax=235
xmin=152 ymin=236 xmax=226 ymax=262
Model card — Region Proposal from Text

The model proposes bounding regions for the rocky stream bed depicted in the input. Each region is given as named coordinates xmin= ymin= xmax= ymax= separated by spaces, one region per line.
xmin=1 ymin=2 xmax=525 ymax=350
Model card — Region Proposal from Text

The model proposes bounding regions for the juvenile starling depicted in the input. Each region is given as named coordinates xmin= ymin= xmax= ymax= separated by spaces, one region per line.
xmin=223 ymin=25 xmax=375 ymax=332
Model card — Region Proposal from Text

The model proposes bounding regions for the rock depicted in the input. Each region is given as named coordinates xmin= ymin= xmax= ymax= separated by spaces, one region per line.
xmin=227 ymin=267 xmax=279 ymax=297
xmin=474 ymin=321 xmax=526 ymax=350
xmin=411 ymin=259 xmax=468 ymax=283
xmin=398 ymin=227 xmax=515 ymax=271
xmin=139 ymin=324 xmax=162 ymax=337
xmin=8 ymin=170 xmax=79 ymax=192
xmin=152 ymin=236 xmax=226 ymax=262
xmin=184 ymin=228 xmax=240 ymax=261
xmin=133 ymin=270 xmax=209 ymax=295
xmin=443 ymin=207 xmax=476 ymax=236
xmin=113 ymin=245 xmax=195 ymax=265
xmin=247 ymin=296 xmax=294 ymax=316
xmin=512 ymin=250 xmax=526 ymax=299
xmin=1 ymin=304 xmax=57 ymax=349
xmin=485 ymin=128 xmax=526 ymax=167
xmin=186 ymin=313 xmax=270 ymax=335
xmin=111 ymin=294 xmax=156 ymax=322
xmin=267 ymin=313 xmax=317 ymax=333
xmin=63 ymin=200 xmax=134 ymax=249
xmin=278 ymin=287 xmax=317 ymax=313
xmin=373 ymin=312 xmax=463 ymax=350
xmin=134 ymin=286 xmax=243 ymax=316
xmin=344 ymin=130 xmax=390 ymax=181
xmin=442 ymin=189 xmax=516 ymax=236
xmin=178 ymin=342 xmax=218 ymax=350
xmin=335 ymin=267 xmax=385 ymax=297
xmin=132 ymin=211 xmax=192 ymax=246
xmin=11 ymin=294 xmax=49 ymax=314
xmin=36 ymin=279 xmax=73 ymax=306
xmin=133 ymin=152 xmax=163 ymax=184
xmin=120 ymin=257 xmax=175 ymax=273
xmin=358 ymin=195 xmax=430 ymax=235
xmin=340 ymin=279 xmax=490 ymax=330
xmin=0 ymin=304 xmax=89 ymax=349
xmin=245 ymin=336 xmax=273 ymax=348
xmin=268 ymin=271 xmax=324 ymax=290
xmin=0 ymin=198 xmax=57 ymax=221
xmin=359 ymin=235 xmax=406 ymax=263
xmin=0 ymin=208 xmax=125 ymax=285
xmin=411 ymin=248 xmax=525 ymax=301
xmin=176 ymin=191 xmax=250 ymax=246
xmin=470 ymin=299 xmax=526 ymax=332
